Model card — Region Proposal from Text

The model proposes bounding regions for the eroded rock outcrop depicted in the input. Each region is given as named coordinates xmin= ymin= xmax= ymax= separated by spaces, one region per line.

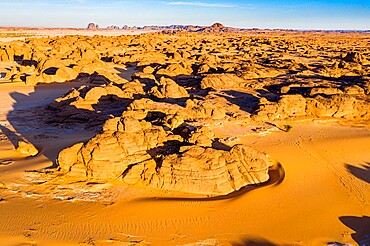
xmin=200 ymin=73 xmax=245 ymax=89
xmin=5 ymin=29 xmax=369 ymax=197
xmin=17 ymin=141 xmax=38 ymax=157
xmin=256 ymin=94 xmax=370 ymax=121
xmin=151 ymin=77 xmax=189 ymax=98
xmin=57 ymin=114 xmax=272 ymax=195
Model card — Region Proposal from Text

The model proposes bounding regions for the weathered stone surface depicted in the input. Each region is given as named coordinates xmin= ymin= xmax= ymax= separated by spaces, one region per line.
xmin=57 ymin=114 xmax=271 ymax=195
xmin=151 ymin=77 xmax=189 ymax=99
xmin=185 ymin=99 xmax=226 ymax=120
xmin=307 ymin=95 xmax=370 ymax=120
xmin=256 ymin=94 xmax=370 ymax=121
xmin=200 ymin=73 xmax=244 ymax=89
xmin=124 ymin=144 xmax=270 ymax=195
xmin=17 ymin=141 xmax=38 ymax=157
xmin=55 ymin=67 xmax=79 ymax=82
xmin=156 ymin=63 xmax=192 ymax=77
xmin=310 ymin=87 xmax=343 ymax=96
xmin=0 ymin=46 xmax=14 ymax=61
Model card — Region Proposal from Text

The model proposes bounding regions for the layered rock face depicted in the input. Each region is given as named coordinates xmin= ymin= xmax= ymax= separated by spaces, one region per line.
xmin=57 ymin=115 xmax=271 ymax=195
xmin=256 ymin=94 xmax=370 ymax=121
xmin=151 ymin=77 xmax=189 ymax=98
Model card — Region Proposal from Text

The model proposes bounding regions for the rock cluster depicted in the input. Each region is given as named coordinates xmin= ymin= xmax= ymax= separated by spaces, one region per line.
xmin=255 ymin=94 xmax=370 ymax=121
xmin=57 ymin=114 xmax=271 ymax=195
xmin=2 ymin=30 xmax=370 ymax=196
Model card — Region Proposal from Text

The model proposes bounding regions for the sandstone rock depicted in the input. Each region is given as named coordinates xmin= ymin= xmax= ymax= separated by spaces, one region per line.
xmin=343 ymin=85 xmax=365 ymax=95
xmin=57 ymin=114 xmax=271 ymax=195
xmin=188 ymin=126 xmax=214 ymax=147
xmin=25 ymin=74 xmax=38 ymax=86
xmin=200 ymin=73 xmax=244 ymax=89
xmin=143 ymin=66 xmax=155 ymax=74
xmin=0 ymin=46 xmax=14 ymax=61
xmin=57 ymin=143 xmax=84 ymax=173
xmin=152 ymin=144 xmax=270 ymax=195
xmin=17 ymin=141 xmax=38 ymax=157
xmin=277 ymin=94 xmax=307 ymax=117
xmin=185 ymin=99 xmax=226 ymax=120
xmin=256 ymin=95 xmax=307 ymax=120
xmin=307 ymin=95 xmax=370 ymax=120
xmin=112 ymin=56 xmax=127 ymax=65
xmin=128 ymin=98 xmax=183 ymax=116
xmin=163 ymin=114 xmax=184 ymax=130
xmin=309 ymin=87 xmax=343 ymax=96
xmin=151 ymin=77 xmax=189 ymax=99
xmin=55 ymin=67 xmax=79 ymax=82
xmin=57 ymin=121 xmax=172 ymax=179
xmin=156 ymin=63 xmax=192 ymax=77
xmin=197 ymin=64 xmax=211 ymax=74
xmin=37 ymin=58 xmax=71 ymax=73
xmin=81 ymin=49 xmax=98 ymax=60
xmin=197 ymin=23 xmax=233 ymax=33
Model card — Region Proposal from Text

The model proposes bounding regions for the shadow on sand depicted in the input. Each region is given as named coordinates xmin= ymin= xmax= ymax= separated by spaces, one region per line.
xmin=345 ymin=163 xmax=370 ymax=184
xmin=0 ymin=124 xmax=23 ymax=148
xmin=232 ymin=236 xmax=278 ymax=246
xmin=339 ymin=216 xmax=370 ymax=245
xmin=5 ymin=80 xmax=95 ymax=166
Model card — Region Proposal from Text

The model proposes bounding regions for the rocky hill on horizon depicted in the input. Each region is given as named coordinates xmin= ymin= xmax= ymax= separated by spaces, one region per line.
xmin=87 ymin=22 xmax=238 ymax=32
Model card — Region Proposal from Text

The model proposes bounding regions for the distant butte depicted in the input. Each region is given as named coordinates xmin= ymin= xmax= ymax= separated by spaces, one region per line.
xmin=86 ymin=22 xmax=236 ymax=32
xmin=87 ymin=22 xmax=100 ymax=30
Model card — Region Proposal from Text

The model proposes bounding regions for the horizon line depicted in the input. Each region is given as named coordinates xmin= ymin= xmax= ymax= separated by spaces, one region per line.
xmin=0 ymin=24 xmax=369 ymax=32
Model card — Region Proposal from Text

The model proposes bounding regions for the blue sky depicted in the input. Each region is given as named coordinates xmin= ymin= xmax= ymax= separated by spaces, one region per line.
xmin=0 ymin=0 xmax=369 ymax=30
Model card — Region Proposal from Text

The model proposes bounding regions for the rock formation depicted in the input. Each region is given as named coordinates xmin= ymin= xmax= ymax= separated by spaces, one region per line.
xmin=17 ymin=141 xmax=38 ymax=157
xmin=87 ymin=23 xmax=99 ymax=30
xmin=3 ymin=28 xmax=370 ymax=196
xmin=151 ymin=77 xmax=189 ymax=98
xmin=57 ymin=114 xmax=272 ymax=195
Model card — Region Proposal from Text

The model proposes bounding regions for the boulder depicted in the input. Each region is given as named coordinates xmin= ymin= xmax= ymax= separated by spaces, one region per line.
xmin=17 ymin=141 xmax=38 ymax=157
xmin=151 ymin=77 xmax=189 ymax=98
xmin=147 ymin=144 xmax=271 ymax=195
xmin=200 ymin=73 xmax=244 ymax=89
xmin=55 ymin=67 xmax=79 ymax=82
xmin=156 ymin=63 xmax=192 ymax=77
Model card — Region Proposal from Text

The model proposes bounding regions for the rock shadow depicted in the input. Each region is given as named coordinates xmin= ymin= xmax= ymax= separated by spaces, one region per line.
xmin=218 ymin=90 xmax=260 ymax=114
xmin=232 ymin=237 xmax=278 ymax=246
xmin=339 ymin=216 xmax=370 ymax=245
xmin=0 ymin=124 xmax=23 ymax=148
xmin=296 ymin=74 xmax=368 ymax=89
xmin=6 ymin=80 xmax=96 ymax=165
xmin=345 ymin=163 xmax=370 ymax=184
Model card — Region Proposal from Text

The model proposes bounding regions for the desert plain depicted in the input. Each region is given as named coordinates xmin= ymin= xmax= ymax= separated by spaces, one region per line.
xmin=0 ymin=26 xmax=369 ymax=245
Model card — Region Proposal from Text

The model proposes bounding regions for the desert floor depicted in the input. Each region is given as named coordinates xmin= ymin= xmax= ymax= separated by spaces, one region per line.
xmin=0 ymin=30 xmax=369 ymax=245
